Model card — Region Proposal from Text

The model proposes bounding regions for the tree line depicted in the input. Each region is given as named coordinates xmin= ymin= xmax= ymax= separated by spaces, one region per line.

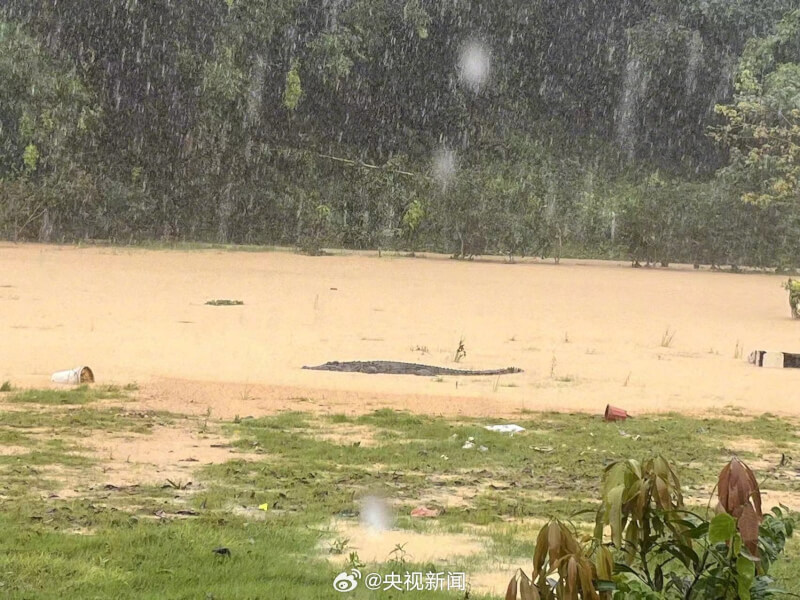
xmin=1 ymin=1 xmax=798 ymax=268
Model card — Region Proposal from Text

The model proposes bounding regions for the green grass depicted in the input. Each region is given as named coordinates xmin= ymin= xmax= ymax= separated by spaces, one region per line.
xmin=0 ymin=386 xmax=176 ymax=484
xmin=0 ymin=401 xmax=183 ymax=501
xmin=222 ymin=409 xmax=798 ymax=493
xmin=0 ymin=406 xmax=175 ymax=433
xmin=0 ymin=438 xmax=91 ymax=468
xmin=0 ymin=394 xmax=797 ymax=598
xmin=8 ymin=384 xmax=136 ymax=405
xmin=0 ymin=507 xmax=481 ymax=599
xmin=771 ymin=538 xmax=800 ymax=594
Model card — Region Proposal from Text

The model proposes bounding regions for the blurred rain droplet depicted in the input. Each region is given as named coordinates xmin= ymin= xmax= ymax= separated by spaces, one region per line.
xmin=433 ymin=148 xmax=457 ymax=190
xmin=359 ymin=496 xmax=393 ymax=533
xmin=458 ymin=41 xmax=490 ymax=92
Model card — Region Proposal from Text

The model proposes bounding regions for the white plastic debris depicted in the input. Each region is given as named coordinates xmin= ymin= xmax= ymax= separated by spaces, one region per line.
xmin=51 ymin=366 xmax=94 ymax=385
xmin=484 ymin=424 xmax=525 ymax=434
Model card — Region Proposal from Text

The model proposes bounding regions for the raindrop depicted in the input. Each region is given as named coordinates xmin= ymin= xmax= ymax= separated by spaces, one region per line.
xmin=616 ymin=56 xmax=649 ymax=161
xmin=359 ymin=496 xmax=393 ymax=533
xmin=458 ymin=40 xmax=490 ymax=93
xmin=432 ymin=147 xmax=457 ymax=189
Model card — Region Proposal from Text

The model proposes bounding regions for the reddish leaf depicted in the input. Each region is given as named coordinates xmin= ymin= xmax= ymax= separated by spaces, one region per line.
xmin=738 ymin=503 xmax=761 ymax=558
xmin=506 ymin=575 xmax=518 ymax=600
xmin=719 ymin=458 xmax=761 ymax=520
xmin=533 ymin=524 xmax=549 ymax=578
xmin=578 ymin=556 xmax=600 ymax=600
xmin=520 ymin=576 xmax=540 ymax=600
xmin=719 ymin=461 xmax=731 ymax=512
xmin=548 ymin=521 xmax=563 ymax=563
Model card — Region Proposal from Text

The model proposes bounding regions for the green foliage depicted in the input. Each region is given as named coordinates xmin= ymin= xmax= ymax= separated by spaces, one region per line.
xmin=591 ymin=457 xmax=794 ymax=600
xmin=297 ymin=197 xmax=333 ymax=255
xmin=712 ymin=10 xmax=800 ymax=209
xmin=0 ymin=398 xmax=796 ymax=598
xmin=1 ymin=4 xmax=800 ymax=267
xmin=401 ymin=197 xmax=425 ymax=251
xmin=283 ymin=61 xmax=302 ymax=112
xmin=22 ymin=143 xmax=39 ymax=173
xmin=507 ymin=453 xmax=795 ymax=599
xmin=403 ymin=0 xmax=430 ymax=39
xmin=308 ymin=31 xmax=363 ymax=88
xmin=783 ymin=278 xmax=800 ymax=317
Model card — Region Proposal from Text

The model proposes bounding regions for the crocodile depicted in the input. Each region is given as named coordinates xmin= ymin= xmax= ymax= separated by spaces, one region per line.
xmin=302 ymin=360 xmax=523 ymax=376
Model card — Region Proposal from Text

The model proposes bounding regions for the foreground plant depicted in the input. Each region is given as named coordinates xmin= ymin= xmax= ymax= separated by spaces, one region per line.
xmin=507 ymin=520 xmax=602 ymax=600
xmin=508 ymin=457 xmax=794 ymax=600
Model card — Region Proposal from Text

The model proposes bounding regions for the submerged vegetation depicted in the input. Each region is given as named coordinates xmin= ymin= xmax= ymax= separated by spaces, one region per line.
xmin=1 ymin=3 xmax=799 ymax=267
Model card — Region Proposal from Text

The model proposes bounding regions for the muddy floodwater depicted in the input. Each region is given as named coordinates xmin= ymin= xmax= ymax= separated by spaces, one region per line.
xmin=2 ymin=243 xmax=797 ymax=419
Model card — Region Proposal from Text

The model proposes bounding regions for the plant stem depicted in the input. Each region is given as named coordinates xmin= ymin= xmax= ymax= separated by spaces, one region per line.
xmin=684 ymin=548 xmax=709 ymax=600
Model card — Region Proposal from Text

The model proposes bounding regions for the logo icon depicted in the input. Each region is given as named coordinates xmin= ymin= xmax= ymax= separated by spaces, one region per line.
xmin=333 ymin=569 xmax=361 ymax=592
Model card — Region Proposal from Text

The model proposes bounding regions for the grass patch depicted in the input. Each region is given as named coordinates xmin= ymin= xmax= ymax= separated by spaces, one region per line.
xmin=0 ymin=406 xmax=176 ymax=435
xmin=218 ymin=408 xmax=799 ymax=516
xmin=0 ymin=507 xmax=479 ymax=598
xmin=0 ymin=399 xmax=797 ymax=598
xmin=7 ymin=384 xmax=135 ymax=405
xmin=771 ymin=537 xmax=800 ymax=593
xmin=0 ymin=444 xmax=92 ymax=468
xmin=0 ymin=380 xmax=13 ymax=392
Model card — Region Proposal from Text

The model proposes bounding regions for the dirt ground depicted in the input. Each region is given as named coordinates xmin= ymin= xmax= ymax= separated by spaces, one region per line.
xmin=2 ymin=242 xmax=799 ymax=419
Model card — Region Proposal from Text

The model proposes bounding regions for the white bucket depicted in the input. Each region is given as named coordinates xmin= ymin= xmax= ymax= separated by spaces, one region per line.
xmin=51 ymin=366 xmax=95 ymax=385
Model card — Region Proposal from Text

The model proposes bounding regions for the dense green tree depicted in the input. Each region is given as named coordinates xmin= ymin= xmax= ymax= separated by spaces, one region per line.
xmin=1 ymin=1 xmax=799 ymax=267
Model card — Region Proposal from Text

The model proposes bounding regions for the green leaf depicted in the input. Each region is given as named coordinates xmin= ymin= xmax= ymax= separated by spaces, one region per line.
xmin=607 ymin=485 xmax=624 ymax=548
xmin=709 ymin=513 xmax=737 ymax=543
xmin=737 ymin=555 xmax=756 ymax=600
